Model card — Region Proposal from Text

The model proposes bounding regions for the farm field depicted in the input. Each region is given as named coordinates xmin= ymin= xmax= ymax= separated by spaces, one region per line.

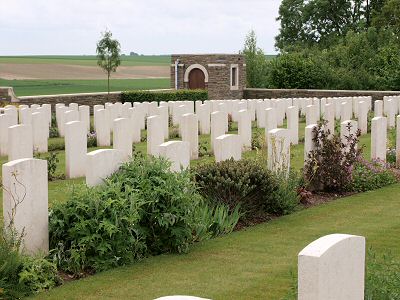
xmin=0 ymin=78 xmax=170 ymax=96
xmin=0 ymin=55 xmax=171 ymax=96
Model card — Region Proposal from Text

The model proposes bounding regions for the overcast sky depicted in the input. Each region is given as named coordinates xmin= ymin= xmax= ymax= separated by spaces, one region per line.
xmin=0 ymin=0 xmax=281 ymax=56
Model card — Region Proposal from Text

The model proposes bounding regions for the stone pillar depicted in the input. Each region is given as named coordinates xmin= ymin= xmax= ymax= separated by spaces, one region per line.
xmin=130 ymin=108 xmax=142 ymax=143
xmin=214 ymin=134 xmax=242 ymax=162
xmin=79 ymin=105 xmax=90 ymax=133
xmin=148 ymin=101 xmax=158 ymax=117
xmin=65 ymin=121 xmax=87 ymax=178
xmin=3 ymin=158 xmax=48 ymax=255
xmin=0 ymin=114 xmax=16 ymax=156
xmin=298 ymin=234 xmax=365 ymax=300
xmin=65 ymin=109 xmax=79 ymax=125
xmin=93 ymin=104 xmax=104 ymax=130
xmin=238 ymin=109 xmax=252 ymax=150
xmin=159 ymin=141 xmax=191 ymax=172
xmin=95 ymin=109 xmax=111 ymax=147
xmin=86 ymin=149 xmax=124 ymax=187
xmin=147 ymin=115 xmax=164 ymax=156
xmin=56 ymin=106 xmax=68 ymax=137
xmin=340 ymin=102 xmax=351 ymax=121
xmin=374 ymin=100 xmax=383 ymax=117
xmin=371 ymin=116 xmax=387 ymax=162
xmin=8 ymin=124 xmax=33 ymax=161
xmin=113 ymin=118 xmax=132 ymax=162
xmin=256 ymin=101 xmax=267 ymax=128
xmin=287 ymin=106 xmax=299 ymax=145
xmin=268 ymin=128 xmax=290 ymax=173
xmin=210 ymin=111 xmax=227 ymax=151
xmin=32 ymin=112 xmax=48 ymax=153
xmin=304 ymin=124 xmax=318 ymax=162
xmin=181 ymin=113 xmax=198 ymax=159
xmin=386 ymin=99 xmax=396 ymax=129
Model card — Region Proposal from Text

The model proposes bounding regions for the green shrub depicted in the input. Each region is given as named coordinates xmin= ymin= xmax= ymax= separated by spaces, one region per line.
xmin=19 ymin=256 xmax=61 ymax=293
xmin=121 ymin=89 xmax=208 ymax=103
xmin=193 ymin=158 xmax=297 ymax=220
xmin=87 ymin=132 xmax=97 ymax=148
xmin=304 ymin=121 xmax=362 ymax=192
xmin=48 ymin=139 xmax=65 ymax=152
xmin=50 ymin=155 xmax=204 ymax=275
xmin=49 ymin=114 xmax=59 ymax=138
xmin=49 ymin=182 xmax=147 ymax=275
xmin=192 ymin=203 xmax=241 ymax=242
xmin=106 ymin=155 xmax=202 ymax=255
xmin=351 ymin=159 xmax=397 ymax=192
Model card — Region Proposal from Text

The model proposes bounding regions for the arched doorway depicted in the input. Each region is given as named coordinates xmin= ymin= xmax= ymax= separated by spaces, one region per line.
xmin=188 ymin=68 xmax=206 ymax=89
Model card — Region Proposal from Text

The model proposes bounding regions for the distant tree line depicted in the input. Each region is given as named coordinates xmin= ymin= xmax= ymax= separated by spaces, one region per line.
xmin=243 ymin=0 xmax=400 ymax=90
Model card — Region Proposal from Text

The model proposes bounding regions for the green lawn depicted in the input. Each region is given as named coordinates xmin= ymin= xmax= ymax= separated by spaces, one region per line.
xmin=0 ymin=55 xmax=170 ymax=66
xmin=0 ymin=78 xmax=170 ymax=97
xmin=0 ymin=120 xmax=384 ymax=299
xmin=33 ymin=183 xmax=400 ymax=300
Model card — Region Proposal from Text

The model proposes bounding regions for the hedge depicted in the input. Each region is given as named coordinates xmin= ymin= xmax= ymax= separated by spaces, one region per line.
xmin=121 ymin=89 xmax=208 ymax=103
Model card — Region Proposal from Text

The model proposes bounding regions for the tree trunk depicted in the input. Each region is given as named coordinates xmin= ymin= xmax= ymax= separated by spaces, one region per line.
xmin=107 ymin=72 xmax=110 ymax=100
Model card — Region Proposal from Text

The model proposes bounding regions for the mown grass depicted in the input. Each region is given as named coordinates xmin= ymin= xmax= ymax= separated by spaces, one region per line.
xmin=0 ymin=78 xmax=170 ymax=97
xmin=33 ymin=183 xmax=400 ymax=300
xmin=0 ymin=55 xmax=170 ymax=66
xmin=0 ymin=120 xmax=381 ymax=299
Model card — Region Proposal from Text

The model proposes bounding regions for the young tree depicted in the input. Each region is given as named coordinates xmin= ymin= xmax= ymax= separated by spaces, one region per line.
xmin=241 ymin=30 xmax=267 ymax=88
xmin=96 ymin=30 xmax=121 ymax=98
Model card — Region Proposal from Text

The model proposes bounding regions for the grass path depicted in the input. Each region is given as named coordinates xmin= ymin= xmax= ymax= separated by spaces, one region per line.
xmin=34 ymin=183 xmax=400 ymax=299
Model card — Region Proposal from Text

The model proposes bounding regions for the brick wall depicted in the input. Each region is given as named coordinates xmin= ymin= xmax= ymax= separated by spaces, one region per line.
xmin=244 ymin=88 xmax=400 ymax=100
xmin=171 ymin=54 xmax=246 ymax=99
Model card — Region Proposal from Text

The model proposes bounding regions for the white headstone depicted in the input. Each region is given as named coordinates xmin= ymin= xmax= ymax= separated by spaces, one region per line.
xmin=32 ymin=112 xmax=48 ymax=153
xmin=210 ymin=111 xmax=227 ymax=150
xmin=113 ymin=118 xmax=132 ymax=162
xmin=147 ymin=115 xmax=164 ymax=156
xmin=305 ymin=124 xmax=318 ymax=162
xmin=287 ymin=106 xmax=299 ymax=145
xmin=3 ymin=158 xmax=48 ymax=255
xmin=8 ymin=124 xmax=33 ymax=161
xmin=267 ymin=128 xmax=290 ymax=173
xmin=181 ymin=113 xmax=198 ymax=159
xmin=298 ymin=234 xmax=365 ymax=300
xmin=214 ymin=134 xmax=242 ymax=162
xmin=65 ymin=121 xmax=87 ymax=179
xmin=238 ymin=109 xmax=252 ymax=150
xmin=79 ymin=105 xmax=90 ymax=133
xmin=371 ymin=116 xmax=387 ymax=162
xmin=86 ymin=149 xmax=124 ymax=187
xmin=159 ymin=141 xmax=190 ymax=172
xmin=0 ymin=114 xmax=16 ymax=156
xmin=95 ymin=109 xmax=111 ymax=147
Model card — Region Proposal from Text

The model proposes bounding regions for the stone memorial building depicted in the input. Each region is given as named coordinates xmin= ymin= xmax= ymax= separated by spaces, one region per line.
xmin=170 ymin=54 xmax=246 ymax=99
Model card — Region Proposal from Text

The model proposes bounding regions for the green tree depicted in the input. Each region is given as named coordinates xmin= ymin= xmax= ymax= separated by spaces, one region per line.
xmin=241 ymin=30 xmax=267 ymax=88
xmin=372 ymin=0 xmax=400 ymax=35
xmin=276 ymin=0 xmax=371 ymax=50
xmin=96 ymin=30 xmax=121 ymax=97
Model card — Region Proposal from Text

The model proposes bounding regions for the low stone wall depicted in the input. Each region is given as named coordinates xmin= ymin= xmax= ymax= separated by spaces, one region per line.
xmin=244 ymin=88 xmax=400 ymax=100
xmin=18 ymin=92 xmax=122 ymax=112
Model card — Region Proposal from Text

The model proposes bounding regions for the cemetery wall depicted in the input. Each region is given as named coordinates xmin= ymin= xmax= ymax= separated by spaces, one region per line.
xmin=244 ymin=88 xmax=400 ymax=101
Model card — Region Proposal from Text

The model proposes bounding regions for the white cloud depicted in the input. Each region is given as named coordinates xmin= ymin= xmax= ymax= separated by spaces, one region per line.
xmin=0 ymin=0 xmax=281 ymax=55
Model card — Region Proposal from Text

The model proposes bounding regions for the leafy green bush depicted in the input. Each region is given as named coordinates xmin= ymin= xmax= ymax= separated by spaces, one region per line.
xmin=0 ymin=231 xmax=59 ymax=299
xmin=19 ymin=256 xmax=61 ymax=293
xmin=49 ymin=181 xmax=147 ymax=275
xmin=121 ymin=89 xmax=208 ymax=103
xmin=106 ymin=155 xmax=202 ymax=255
xmin=351 ymin=159 xmax=397 ymax=192
xmin=194 ymin=158 xmax=298 ymax=220
xmin=49 ymin=114 xmax=59 ymax=138
xmin=87 ymin=132 xmax=97 ymax=148
xmin=50 ymin=155 xmax=204 ymax=275
xmin=304 ymin=121 xmax=362 ymax=192
xmin=48 ymin=139 xmax=65 ymax=152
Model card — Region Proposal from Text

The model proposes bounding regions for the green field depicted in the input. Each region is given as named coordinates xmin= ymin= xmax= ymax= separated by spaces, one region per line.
xmin=0 ymin=55 xmax=171 ymax=66
xmin=0 ymin=78 xmax=170 ymax=96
